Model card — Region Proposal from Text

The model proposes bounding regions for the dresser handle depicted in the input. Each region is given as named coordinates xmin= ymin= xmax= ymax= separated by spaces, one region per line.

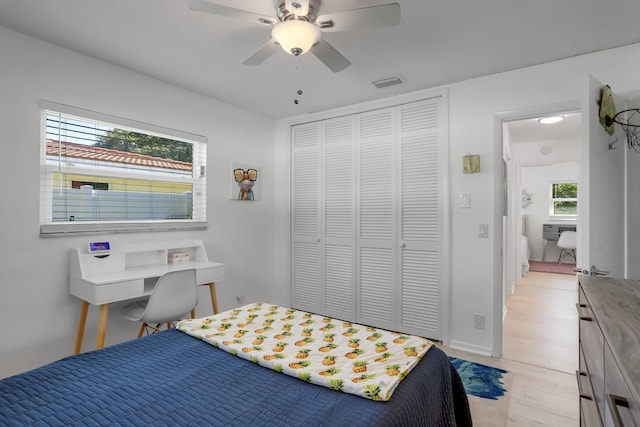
xmin=576 ymin=371 xmax=592 ymax=400
xmin=607 ymin=394 xmax=630 ymax=427
xmin=576 ymin=304 xmax=593 ymax=321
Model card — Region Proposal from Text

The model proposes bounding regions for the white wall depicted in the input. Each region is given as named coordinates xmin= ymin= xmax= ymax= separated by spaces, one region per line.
xmin=623 ymin=92 xmax=640 ymax=279
xmin=520 ymin=163 xmax=579 ymax=261
xmin=276 ymin=42 xmax=640 ymax=356
xmin=0 ymin=27 xmax=277 ymax=378
xmin=443 ymin=47 xmax=640 ymax=355
xmin=629 ymin=149 xmax=640 ymax=278
xmin=4 ymin=26 xmax=640 ymax=376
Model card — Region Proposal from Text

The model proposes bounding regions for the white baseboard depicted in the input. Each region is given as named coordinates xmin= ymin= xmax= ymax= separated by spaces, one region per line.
xmin=448 ymin=340 xmax=493 ymax=357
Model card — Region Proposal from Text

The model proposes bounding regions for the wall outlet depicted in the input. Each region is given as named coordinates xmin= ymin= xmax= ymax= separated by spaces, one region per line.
xmin=474 ymin=313 xmax=486 ymax=329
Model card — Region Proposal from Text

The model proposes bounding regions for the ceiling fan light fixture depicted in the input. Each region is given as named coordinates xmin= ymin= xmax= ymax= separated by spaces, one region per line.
xmin=272 ymin=19 xmax=320 ymax=56
xmin=538 ymin=116 xmax=564 ymax=124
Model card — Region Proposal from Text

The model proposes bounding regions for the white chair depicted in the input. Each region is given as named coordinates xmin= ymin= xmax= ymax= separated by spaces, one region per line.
xmin=557 ymin=231 xmax=577 ymax=264
xmin=121 ymin=268 xmax=198 ymax=338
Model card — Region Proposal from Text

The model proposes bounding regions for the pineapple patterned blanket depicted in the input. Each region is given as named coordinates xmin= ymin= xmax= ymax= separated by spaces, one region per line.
xmin=177 ymin=302 xmax=434 ymax=401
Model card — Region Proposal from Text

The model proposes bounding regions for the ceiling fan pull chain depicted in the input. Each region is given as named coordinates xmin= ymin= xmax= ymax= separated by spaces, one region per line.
xmin=294 ymin=57 xmax=304 ymax=105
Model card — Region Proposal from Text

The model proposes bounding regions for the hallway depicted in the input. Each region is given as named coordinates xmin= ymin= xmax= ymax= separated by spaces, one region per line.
xmin=502 ymin=271 xmax=578 ymax=373
xmin=444 ymin=271 xmax=580 ymax=426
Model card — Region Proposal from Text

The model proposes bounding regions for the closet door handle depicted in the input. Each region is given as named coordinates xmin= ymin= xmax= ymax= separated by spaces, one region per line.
xmin=399 ymin=243 xmax=406 ymax=248
xmin=607 ymin=394 xmax=630 ymax=427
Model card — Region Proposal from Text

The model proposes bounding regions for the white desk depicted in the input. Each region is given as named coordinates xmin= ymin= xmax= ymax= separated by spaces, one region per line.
xmin=69 ymin=239 xmax=224 ymax=354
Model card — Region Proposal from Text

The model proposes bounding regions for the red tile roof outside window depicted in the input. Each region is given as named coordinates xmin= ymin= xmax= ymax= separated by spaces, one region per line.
xmin=46 ymin=139 xmax=192 ymax=172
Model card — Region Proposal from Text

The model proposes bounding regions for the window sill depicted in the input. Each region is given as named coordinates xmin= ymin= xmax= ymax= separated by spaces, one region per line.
xmin=40 ymin=221 xmax=207 ymax=237
xmin=548 ymin=216 xmax=577 ymax=222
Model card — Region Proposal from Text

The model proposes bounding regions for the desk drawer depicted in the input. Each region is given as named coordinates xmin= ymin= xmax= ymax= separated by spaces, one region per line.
xmin=543 ymin=224 xmax=559 ymax=240
xmin=197 ymin=265 xmax=225 ymax=284
xmin=93 ymin=279 xmax=144 ymax=305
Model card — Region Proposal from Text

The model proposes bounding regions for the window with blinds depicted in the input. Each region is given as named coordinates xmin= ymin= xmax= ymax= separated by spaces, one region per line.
xmin=39 ymin=101 xmax=207 ymax=235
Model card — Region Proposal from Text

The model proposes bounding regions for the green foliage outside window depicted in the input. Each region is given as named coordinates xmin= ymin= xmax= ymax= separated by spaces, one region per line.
xmin=95 ymin=129 xmax=193 ymax=163
xmin=551 ymin=182 xmax=577 ymax=216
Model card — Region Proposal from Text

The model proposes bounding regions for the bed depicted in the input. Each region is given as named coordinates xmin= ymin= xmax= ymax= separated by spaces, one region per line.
xmin=0 ymin=303 xmax=472 ymax=426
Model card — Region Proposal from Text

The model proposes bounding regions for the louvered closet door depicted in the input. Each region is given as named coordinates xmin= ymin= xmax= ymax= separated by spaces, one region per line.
xmin=291 ymin=123 xmax=322 ymax=314
xmin=322 ymin=117 xmax=356 ymax=322
xmin=356 ymin=108 xmax=398 ymax=331
xmin=396 ymin=99 xmax=443 ymax=340
xmin=291 ymin=95 xmax=446 ymax=341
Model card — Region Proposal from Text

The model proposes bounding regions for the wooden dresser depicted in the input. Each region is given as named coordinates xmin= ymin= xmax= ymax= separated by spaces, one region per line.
xmin=578 ymin=276 xmax=640 ymax=426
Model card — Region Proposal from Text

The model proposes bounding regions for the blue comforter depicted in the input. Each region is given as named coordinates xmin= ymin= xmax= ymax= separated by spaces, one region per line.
xmin=0 ymin=329 xmax=471 ymax=426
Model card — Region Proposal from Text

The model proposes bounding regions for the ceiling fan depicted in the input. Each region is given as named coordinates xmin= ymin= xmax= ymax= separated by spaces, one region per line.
xmin=188 ymin=0 xmax=401 ymax=72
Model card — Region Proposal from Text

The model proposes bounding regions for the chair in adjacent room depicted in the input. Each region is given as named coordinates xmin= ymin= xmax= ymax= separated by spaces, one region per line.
xmin=121 ymin=268 xmax=198 ymax=337
xmin=557 ymin=231 xmax=577 ymax=264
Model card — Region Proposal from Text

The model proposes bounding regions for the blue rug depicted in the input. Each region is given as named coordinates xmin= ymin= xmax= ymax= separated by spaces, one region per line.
xmin=449 ymin=357 xmax=508 ymax=400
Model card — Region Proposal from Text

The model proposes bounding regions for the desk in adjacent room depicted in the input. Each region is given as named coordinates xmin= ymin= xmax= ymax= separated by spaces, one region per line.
xmin=69 ymin=239 xmax=224 ymax=354
xmin=542 ymin=223 xmax=577 ymax=262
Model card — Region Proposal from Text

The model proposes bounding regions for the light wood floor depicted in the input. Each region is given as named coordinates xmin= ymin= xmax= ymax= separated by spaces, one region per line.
xmin=442 ymin=271 xmax=580 ymax=427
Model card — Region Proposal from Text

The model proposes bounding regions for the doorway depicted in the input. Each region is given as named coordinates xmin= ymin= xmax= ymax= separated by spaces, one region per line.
xmin=500 ymin=110 xmax=581 ymax=371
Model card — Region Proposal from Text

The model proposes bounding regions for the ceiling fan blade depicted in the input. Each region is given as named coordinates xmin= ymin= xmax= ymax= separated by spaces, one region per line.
xmin=189 ymin=0 xmax=276 ymax=25
xmin=242 ymin=39 xmax=281 ymax=65
xmin=316 ymin=3 xmax=400 ymax=32
xmin=310 ymin=38 xmax=350 ymax=73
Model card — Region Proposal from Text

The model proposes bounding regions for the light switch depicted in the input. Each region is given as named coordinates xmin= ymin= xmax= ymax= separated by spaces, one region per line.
xmin=479 ymin=224 xmax=489 ymax=238
xmin=459 ymin=193 xmax=470 ymax=208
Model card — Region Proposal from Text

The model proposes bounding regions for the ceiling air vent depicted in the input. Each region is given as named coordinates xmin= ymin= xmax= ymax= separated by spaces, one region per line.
xmin=371 ymin=75 xmax=404 ymax=89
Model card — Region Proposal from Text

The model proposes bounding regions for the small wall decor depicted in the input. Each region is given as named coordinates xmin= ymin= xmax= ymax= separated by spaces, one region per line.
xmin=463 ymin=154 xmax=480 ymax=173
xmin=598 ymin=85 xmax=616 ymax=136
xmin=230 ymin=163 xmax=260 ymax=201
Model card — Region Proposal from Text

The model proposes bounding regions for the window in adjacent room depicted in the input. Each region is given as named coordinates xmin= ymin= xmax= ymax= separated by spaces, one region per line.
xmin=549 ymin=182 xmax=577 ymax=220
xmin=39 ymin=101 xmax=207 ymax=235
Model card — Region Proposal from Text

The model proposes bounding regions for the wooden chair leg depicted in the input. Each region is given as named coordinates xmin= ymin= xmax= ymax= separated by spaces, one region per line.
xmin=137 ymin=323 xmax=146 ymax=338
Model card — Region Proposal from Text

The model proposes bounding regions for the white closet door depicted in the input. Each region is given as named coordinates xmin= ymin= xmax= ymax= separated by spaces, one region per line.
xmin=290 ymin=95 xmax=447 ymax=341
xmin=356 ymin=108 xmax=397 ymax=330
xmin=397 ymin=99 xmax=443 ymax=339
xmin=291 ymin=123 xmax=322 ymax=314
xmin=322 ymin=117 xmax=356 ymax=321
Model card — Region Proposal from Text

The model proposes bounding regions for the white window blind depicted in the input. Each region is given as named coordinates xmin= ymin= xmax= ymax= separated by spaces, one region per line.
xmin=39 ymin=101 xmax=207 ymax=235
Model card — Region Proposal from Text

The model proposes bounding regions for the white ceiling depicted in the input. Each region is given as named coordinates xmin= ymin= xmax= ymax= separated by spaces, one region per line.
xmin=506 ymin=112 xmax=582 ymax=144
xmin=2 ymin=0 xmax=640 ymax=120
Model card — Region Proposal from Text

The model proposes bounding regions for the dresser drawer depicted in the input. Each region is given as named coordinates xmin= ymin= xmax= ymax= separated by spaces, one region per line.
xmin=578 ymin=277 xmax=640 ymax=427
xmin=581 ymin=395 xmax=605 ymax=427
xmin=579 ymin=344 xmax=603 ymax=426
xmin=604 ymin=344 xmax=640 ymax=427
xmin=578 ymin=295 xmax=606 ymax=420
